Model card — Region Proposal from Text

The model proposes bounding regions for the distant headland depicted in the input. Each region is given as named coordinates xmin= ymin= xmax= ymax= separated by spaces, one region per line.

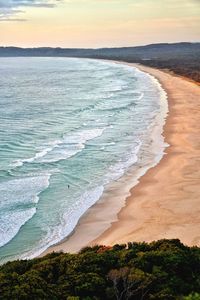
xmin=1 ymin=42 xmax=200 ymax=83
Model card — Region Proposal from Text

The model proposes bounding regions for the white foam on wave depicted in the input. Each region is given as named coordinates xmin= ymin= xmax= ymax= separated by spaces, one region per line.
xmin=95 ymin=96 xmax=136 ymax=111
xmin=22 ymin=143 xmax=142 ymax=259
xmin=11 ymin=128 xmax=106 ymax=166
xmin=35 ymin=63 xmax=167 ymax=262
xmin=104 ymin=142 xmax=142 ymax=183
xmin=12 ymin=140 xmax=62 ymax=167
xmin=21 ymin=185 xmax=104 ymax=260
xmin=40 ymin=127 xmax=106 ymax=163
xmin=18 ymin=141 xmax=143 ymax=259
xmin=62 ymin=186 xmax=104 ymax=240
xmin=1 ymin=59 xmax=169 ymax=262
xmin=137 ymin=92 xmax=144 ymax=101
xmin=0 ymin=174 xmax=50 ymax=248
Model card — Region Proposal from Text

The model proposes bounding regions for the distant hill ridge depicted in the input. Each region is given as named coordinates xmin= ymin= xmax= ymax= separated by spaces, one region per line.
xmin=0 ymin=42 xmax=200 ymax=58
xmin=1 ymin=42 xmax=200 ymax=82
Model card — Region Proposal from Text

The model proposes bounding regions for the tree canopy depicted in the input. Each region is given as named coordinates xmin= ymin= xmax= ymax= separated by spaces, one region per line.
xmin=0 ymin=239 xmax=199 ymax=300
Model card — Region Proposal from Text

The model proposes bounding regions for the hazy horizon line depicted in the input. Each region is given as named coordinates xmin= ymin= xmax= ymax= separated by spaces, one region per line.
xmin=1 ymin=40 xmax=200 ymax=50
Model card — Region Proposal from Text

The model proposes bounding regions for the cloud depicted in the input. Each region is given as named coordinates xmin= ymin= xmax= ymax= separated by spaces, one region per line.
xmin=0 ymin=0 xmax=62 ymax=21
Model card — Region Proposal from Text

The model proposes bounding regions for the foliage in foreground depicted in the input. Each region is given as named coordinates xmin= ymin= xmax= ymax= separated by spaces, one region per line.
xmin=0 ymin=239 xmax=199 ymax=300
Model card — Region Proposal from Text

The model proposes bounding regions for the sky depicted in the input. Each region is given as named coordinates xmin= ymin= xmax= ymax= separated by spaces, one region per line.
xmin=0 ymin=0 xmax=200 ymax=48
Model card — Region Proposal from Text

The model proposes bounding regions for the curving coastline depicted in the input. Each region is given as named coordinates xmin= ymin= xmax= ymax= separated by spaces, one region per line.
xmin=42 ymin=62 xmax=200 ymax=256
xmin=0 ymin=58 xmax=169 ymax=263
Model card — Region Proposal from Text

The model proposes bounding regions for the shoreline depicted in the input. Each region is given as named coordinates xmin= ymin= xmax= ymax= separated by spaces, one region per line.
xmin=42 ymin=62 xmax=200 ymax=256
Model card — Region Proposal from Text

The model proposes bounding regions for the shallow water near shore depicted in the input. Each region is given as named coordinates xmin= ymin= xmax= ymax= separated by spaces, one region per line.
xmin=0 ymin=57 xmax=167 ymax=263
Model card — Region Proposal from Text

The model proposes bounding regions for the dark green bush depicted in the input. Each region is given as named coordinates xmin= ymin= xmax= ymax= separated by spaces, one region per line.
xmin=0 ymin=239 xmax=199 ymax=300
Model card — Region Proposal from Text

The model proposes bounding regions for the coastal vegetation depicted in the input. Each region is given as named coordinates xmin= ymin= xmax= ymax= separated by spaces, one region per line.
xmin=0 ymin=43 xmax=199 ymax=83
xmin=0 ymin=239 xmax=199 ymax=300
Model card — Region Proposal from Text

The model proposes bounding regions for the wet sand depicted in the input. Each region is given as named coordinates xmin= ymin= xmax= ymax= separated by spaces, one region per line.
xmin=42 ymin=63 xmax=200 ymax=255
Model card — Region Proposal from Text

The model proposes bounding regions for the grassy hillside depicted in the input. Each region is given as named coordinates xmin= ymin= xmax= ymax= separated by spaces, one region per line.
xmin=0 ymin=239 xmax=200 ymax=300
xmin=0 ymin=43 xmax=200 ymax=83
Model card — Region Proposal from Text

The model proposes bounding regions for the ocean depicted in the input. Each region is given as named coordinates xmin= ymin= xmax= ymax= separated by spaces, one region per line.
xmin=0 ymin=57 xmax=168 ymax=263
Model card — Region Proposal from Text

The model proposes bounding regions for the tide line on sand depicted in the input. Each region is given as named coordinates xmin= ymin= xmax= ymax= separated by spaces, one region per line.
xmin=42 ymin=62 xmax=200 ymax=256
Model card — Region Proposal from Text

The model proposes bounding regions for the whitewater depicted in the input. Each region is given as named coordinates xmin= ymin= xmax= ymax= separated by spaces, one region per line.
xmin=0 ymin=57 xmax=167 ymax=263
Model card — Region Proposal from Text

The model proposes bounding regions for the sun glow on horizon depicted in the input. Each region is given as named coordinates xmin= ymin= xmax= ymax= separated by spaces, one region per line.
xmin=0 ymin=0 xmax=200 ymax=48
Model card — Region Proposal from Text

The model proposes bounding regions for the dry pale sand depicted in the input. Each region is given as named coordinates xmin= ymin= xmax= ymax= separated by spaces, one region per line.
xmin=42 ymin=63 xmax=200 ymax=256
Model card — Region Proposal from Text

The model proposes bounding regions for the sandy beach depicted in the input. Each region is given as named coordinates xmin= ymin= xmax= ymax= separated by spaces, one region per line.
xmin=43 ymin=62 xmax=200 ymax=256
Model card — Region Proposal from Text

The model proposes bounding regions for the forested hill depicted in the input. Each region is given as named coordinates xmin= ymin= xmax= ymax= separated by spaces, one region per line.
xmin=0 ymin=42 xmax=200 ymax=83
xmin=0 ymin=42 xmax=199 ymax=59
xmin=0 ymin=239 xmax=200 ymax=300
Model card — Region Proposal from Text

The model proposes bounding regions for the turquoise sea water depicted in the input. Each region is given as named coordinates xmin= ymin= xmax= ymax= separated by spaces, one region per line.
xmin=0 ymin=58 xmax=167 ymax=263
